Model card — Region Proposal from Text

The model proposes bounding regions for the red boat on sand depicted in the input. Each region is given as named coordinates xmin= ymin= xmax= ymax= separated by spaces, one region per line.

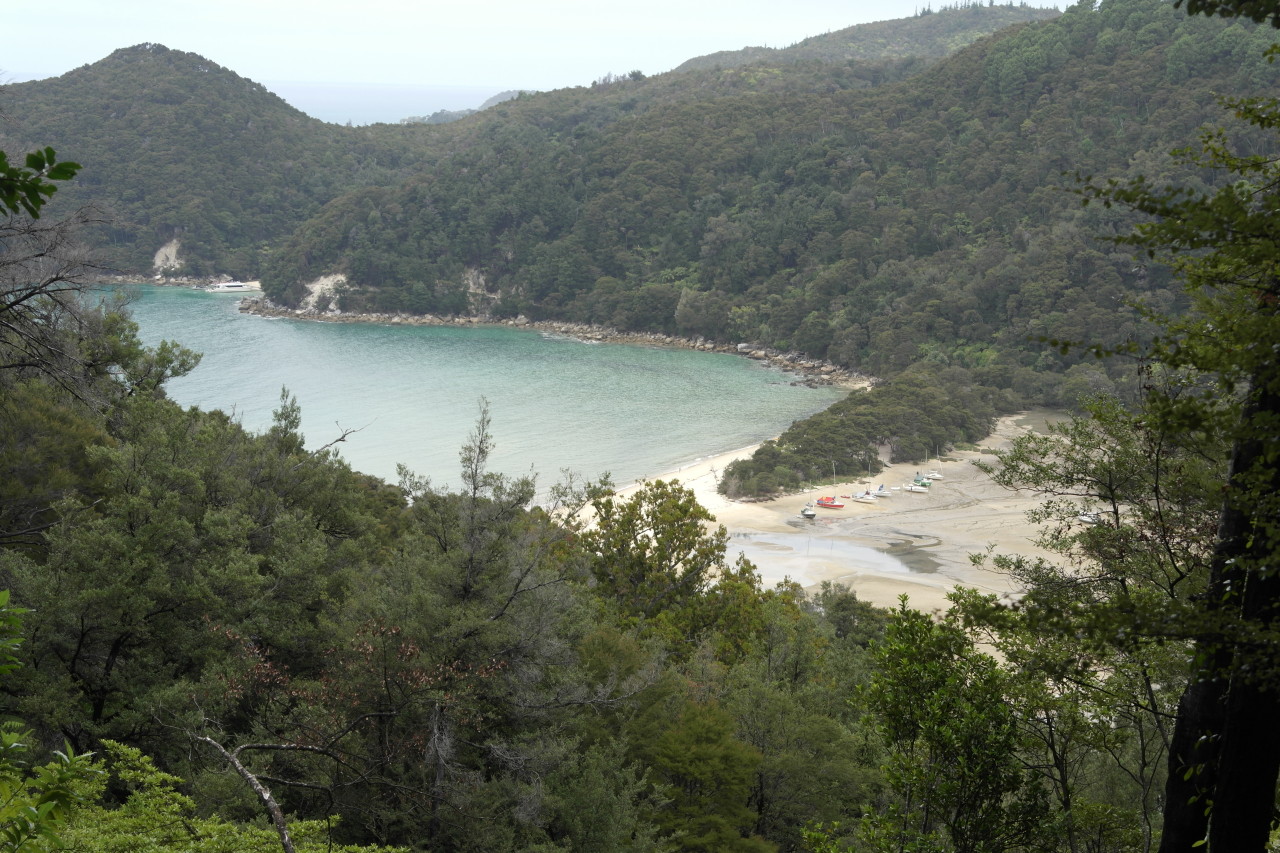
xmin=815 ymin=496 xmax=845 ymax=509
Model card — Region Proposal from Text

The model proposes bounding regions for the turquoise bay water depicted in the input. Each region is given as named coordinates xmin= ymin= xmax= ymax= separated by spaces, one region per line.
xmin=122 ymin=286 xmax=845 ymax=491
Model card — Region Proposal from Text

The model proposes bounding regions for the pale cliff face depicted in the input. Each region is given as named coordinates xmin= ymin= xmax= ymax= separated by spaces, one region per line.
xmin=300 ymin=273 xmax=346 ymax=312
xmin=153 ymin=239 xmax=182 ymax=271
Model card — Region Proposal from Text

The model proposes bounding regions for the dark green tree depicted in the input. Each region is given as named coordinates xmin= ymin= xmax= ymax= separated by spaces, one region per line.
xmin=0 ymin=389 xmax=386 ymax=757
xmin=0 ymin=590 xmax=97 ymax=852
xmin=1095 ymin=96 xmax=1280 ymax=851
xmin=861 ymin=600 xmax=1048 ymax=853
xmin=577 ymin=478 xmax=797 ymax=668
xmin=580 ymin=480 xmax=753 ymax=647
xmin=1073 ymin=14 xmax=1280 ymax=838
xmin=0 ymin=147 xmax=79 ymax=219
xmin=1175 ymin=0 xmax=1280 ymax=25
xmin=645 ymin=700 xmax=774 ymax=853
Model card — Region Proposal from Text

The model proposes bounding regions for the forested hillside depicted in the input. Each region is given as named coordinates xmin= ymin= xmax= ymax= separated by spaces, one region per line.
xmin=0 ymin=44 xmax=443 ymax=277
xmin=672 ymin=2 xmax=1059 ymax=71
xmin=258 ymin=0 xmax=1273 ymax=389
xmin=0 ymin=5 xmax=1045 ymax=281
xmin=4 ymin=1 xmax=1272 ymax=399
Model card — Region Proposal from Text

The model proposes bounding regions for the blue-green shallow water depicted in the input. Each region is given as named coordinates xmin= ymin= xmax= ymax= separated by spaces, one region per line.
xmin=121 ymin=286 xmax=846 ymax=491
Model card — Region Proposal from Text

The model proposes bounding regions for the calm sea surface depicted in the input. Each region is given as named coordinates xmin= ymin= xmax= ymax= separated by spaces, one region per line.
xmin=121 ymin=286 xmax=845 ymax=491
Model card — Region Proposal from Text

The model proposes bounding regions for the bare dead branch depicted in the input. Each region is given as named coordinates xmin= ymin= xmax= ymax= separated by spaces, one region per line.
xmin=193 ymin=735 xmax=299 ymax=853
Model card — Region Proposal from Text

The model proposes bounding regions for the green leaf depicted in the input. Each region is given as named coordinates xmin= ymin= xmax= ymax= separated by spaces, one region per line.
xmin=46 ymin=162 xmax=81 ymax=180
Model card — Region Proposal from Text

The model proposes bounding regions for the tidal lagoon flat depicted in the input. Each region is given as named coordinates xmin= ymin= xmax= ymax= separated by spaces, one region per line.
xmin=122 ymin=285 xmax=845 ymax=491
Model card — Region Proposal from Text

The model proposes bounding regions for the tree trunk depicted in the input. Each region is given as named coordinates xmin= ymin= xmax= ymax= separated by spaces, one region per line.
xmin=1207 ymin=542 xmax=1280 ymax=850
xmin=1157 ymin=651 xmax=1227 ymax=852
xmin=1159 ymin=379 xmax=1280 ymax=852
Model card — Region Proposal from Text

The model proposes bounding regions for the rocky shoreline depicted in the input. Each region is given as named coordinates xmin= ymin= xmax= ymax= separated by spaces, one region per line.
xmin=237 ymin=295 xmax=867 ymax=389
xmin=99 ymin=274 xmax=262 ymax=289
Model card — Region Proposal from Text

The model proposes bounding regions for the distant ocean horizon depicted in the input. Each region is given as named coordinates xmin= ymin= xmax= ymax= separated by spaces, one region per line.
xmin=7 ymin=69 xmax=519 ymax=127
xmin=263 ymin=80 xmax=518 ymax=125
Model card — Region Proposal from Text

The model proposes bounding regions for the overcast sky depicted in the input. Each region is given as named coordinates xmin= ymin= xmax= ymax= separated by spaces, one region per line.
xmin=6 ymin=0 xmax=1058 ymax=92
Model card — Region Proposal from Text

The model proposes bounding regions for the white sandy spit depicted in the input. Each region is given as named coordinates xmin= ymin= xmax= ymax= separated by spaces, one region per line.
xmin=618 ymin=414 xmax=1056 ymax=613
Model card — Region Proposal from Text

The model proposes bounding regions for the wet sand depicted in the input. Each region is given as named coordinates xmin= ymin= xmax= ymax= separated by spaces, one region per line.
xmin=619 ymin=414 xmax=1053 ymax=613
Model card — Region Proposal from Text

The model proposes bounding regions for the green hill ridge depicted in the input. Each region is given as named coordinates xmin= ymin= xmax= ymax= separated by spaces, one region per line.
xmin=2 ymin=4 xmax=1063 ymax=283
xmin=672 ymin=1 xmax=1060 ymax=72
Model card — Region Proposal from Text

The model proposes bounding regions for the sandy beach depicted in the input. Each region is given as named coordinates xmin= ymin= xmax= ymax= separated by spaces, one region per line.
xmin=619 ymin=413 xmax=1054 ymax=613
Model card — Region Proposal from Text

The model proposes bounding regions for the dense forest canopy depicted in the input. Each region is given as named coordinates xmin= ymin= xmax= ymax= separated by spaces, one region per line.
xmin=0 ymin=5 xmax=1055 ymax=282
xmin=672 ymin=2 xmax=1061 ymax=72
xmin=0 ymin=44 xmax=442 ymax=278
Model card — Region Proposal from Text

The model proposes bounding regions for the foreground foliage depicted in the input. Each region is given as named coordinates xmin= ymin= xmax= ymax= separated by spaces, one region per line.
xmin=4 ymin=0 xmax=1280 ymax=848
xmin=0 ymin=591 xmax=97 ymax=852
xmin=60 ymin=742 xmax=402 ymax=853
xmin=1097 ymin=92 xmax=1280 ymax=853
xmin=0 ymin=147 xmax=79 ymax=219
